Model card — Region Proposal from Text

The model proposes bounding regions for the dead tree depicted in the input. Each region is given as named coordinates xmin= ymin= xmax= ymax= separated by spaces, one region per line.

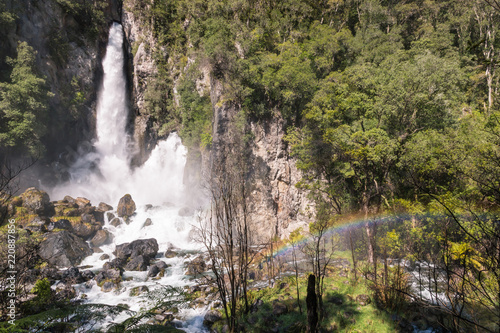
xmin=198 ymin=136 xmax=254 ymax=332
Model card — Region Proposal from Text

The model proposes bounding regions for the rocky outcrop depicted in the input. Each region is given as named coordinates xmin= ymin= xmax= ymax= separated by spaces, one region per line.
xmin=115 ymin=238 xmax=158 ymax=260
xmin=210 ymin=82 xmax=312 ymax=243
xmin=114 ymin=238 xmax=158 ymax=271
xmin=39 ymin=231 xmax=92 ymax=267
xmin=20 ymin=188 xmax=53 ymax=216
xmin=117 ymin=194 xmax=136 ymax=217
xmin=122 ymin=2 xmax=159 ymax=164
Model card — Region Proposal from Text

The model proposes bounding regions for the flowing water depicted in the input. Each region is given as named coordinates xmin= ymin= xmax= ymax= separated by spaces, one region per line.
xmin=46 ymin=22 xmax=207 ymax=332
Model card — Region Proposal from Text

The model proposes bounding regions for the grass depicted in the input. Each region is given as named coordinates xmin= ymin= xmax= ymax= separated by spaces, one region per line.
xmin=211 ymin=252 xmax=397 ymax=333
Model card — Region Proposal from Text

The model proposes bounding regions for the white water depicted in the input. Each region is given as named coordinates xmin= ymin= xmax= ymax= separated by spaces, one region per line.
xmin=46 ymin=22 xmax=207 ymax=332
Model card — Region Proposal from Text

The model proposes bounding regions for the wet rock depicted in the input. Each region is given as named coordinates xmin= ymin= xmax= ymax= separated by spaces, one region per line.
xmin=61 ymin=267 xmax=85 ymax=284
xmin=21 ymin=187 xmax=53 ymax=216
xmin=110 ymin=217 xmax=122 ymax=227
xmin=95 ymin=268 xmax=122 ymax=284
xmin=101 ymin=281 xmax=116 ymax=292
xmin=148 ymin=264 xmax=160 ymax=277
xmin=272 ymin=302 xmax=288 ymax=316
xmin=54 ymin=205 xmax=80 ymax=217
xmin=117 ymin=194 xmax=136 ymax=217
xmin=124 ymin=255 xmax=148 ymax=271
xmin=143 ymin=218 xmax=152 ymax=227
xmin=178 ymin=207 xmax=194 ymax=217
xmin=56 ymin=286 xmax=76 ymax=301
xmin=25 ymin=216 xmax=50 ymax=232
xmin=186 ymin=256 xmax=206 ymax=276
xmin=39 ymin=231 xmax=92 ymax=267
xmin=130 ymin=285 xmax=149 ymax=296
xmin=164 ymin=247 xmax=178 ymax=258
xmin=75 ymin=197 xmax=91 ymax=209
xmin=106 ymin=212 xmax=116 ymax=221
xmin=203 ymin=310 xmax=222 ymax=327
xmin=41 ymin=267 xmax=62 ymax=283
xmin=69 ymin=217 xmax=100 ymax=240
xmin=90 ymin=229 xmax=113 ymax=247
xmin=356 ymin=294 xmax=371 ymax=306
xmin=47 ymin=219 xmax=73 ymax=232
xmin=148 ymin=261 xmax=169 ymax=277
xmin=81 ymin=270 xmax=95 ymax=281
xmin=100 ymin=254 xmax=110 ymax=260
xmin=103 ymin=258 xmax=126 ymax=271
xmin=92 ymin=210 xmax=105 ymax=224
xmin=114 ymin=238 xmax=159 ymax=261
xmin=98 ymin=202 xmax=113 ymax=211
xmin=63 ymin=196 xmax=76 ymax=204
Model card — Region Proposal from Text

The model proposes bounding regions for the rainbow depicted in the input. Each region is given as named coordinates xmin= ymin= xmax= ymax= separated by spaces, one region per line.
xmin=264 ymin=212 xmax=436 ymax=260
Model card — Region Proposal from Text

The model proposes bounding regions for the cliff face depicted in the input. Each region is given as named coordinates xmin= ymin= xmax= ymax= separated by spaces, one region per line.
xmin=120 ymin=0 xmax=312 ymax=241
xmin=210 ymin=80 xmax=312 ymax=243
xmin=121 ymin=3 xmax=159 ymax=166
xmin=0 ymin=0 xmax=120 ymax=185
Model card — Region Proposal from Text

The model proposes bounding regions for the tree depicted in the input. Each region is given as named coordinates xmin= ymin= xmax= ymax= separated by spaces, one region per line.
xmin=0 ymin=42 xmax=52 ymax=158
xmin=198 ymin=127 xmax=254 ymax=332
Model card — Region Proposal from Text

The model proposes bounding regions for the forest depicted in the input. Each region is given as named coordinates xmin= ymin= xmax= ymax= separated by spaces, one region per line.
xmin=1 ymin=0 xmax=500 ymax=332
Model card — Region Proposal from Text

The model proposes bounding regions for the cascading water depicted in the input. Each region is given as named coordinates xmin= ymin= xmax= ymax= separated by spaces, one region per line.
xmin=46 ymin=22 xmax=207 ymax=332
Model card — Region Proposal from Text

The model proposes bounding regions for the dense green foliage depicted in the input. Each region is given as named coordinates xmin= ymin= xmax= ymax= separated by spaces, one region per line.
xmin=135 ymin=0 xmax=500 ymax=330
xmin=0 ymin=42 xmax=51 ymax=158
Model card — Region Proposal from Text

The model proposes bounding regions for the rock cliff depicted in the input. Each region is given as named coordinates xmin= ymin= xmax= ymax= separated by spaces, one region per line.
xmin=0 ymin=0 xmax=119 ymax=185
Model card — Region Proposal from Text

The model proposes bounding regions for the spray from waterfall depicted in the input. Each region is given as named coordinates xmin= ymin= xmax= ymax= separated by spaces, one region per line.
xmin=47 ymin=22 xmax=187 ymax=208
xmin=44 ymin=22 xmax=206 ymax=331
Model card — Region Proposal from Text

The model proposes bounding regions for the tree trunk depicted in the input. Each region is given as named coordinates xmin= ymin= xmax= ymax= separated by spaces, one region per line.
xmin=306 ymin=274 xmax=318 ymax=333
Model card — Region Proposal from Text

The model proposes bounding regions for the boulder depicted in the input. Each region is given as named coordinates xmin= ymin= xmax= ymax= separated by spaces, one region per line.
xmin=89 ymin=229 xmax=113 ymax=247
xmin=143 ymin=218 xmax=152 ymax=227
xmin=272 ymin=302 xmax=288 ymax=316
xmin=100 ymin=254 xmax=110 ymax=260
xmin=147 ymin=265 xmax=160 ymax=277
xmin=61 ymin=267 xmax=85 ymax=284
xmin=63 ymin=196 xmax=76 ymax=204
xmin=110 ymin=217 xmax=122 ymax=227
xmin=130 ymin=286 xmax=149 ymax=296
xmin=203 ymin=310 xmax=222 ymax=327
xmin=114 ymin=238 xmax=159 ymax=261
xmin=75 ymin=197 xmax=91 ymax=208
xmin=25 ymin=216 xmax=51 ymax=233
xmin=101 ymin=281 xmax=116 ymax=292
xmin=47 ymin=219 xmax=73 ymax=232
xmin=98 ymin=202 xmax=113 ymax=211
xmin=117 ymin=194 xmax=136 ymax=217
xmin=21 ymin=187 xmax=53 ymax=215
xmin=95 ymin=268 xmax=121 ymax=285
xmin=124 ymin=255 xmax=148 ymax=271
xmin=92 ymin=210 xmax=105 ymax=224
xmin=69 ymin=217 xmax=100 ymax=240
xmin=39 ymin=231 xmax=92 ymax=267
xmin=148 ymin=261 xmax=169 ymax=277
xmin=164 ymin=244 xmax=179 ymax=258
xmin=186 ymin=256 xmax=206 ymax=276
xmin=81 ymin=270 xmax=95 ymax=281
xmin=103 ymin=258 xmax=126 ymax=271
xmin=106 ymin=212 xmax=115 ymax=221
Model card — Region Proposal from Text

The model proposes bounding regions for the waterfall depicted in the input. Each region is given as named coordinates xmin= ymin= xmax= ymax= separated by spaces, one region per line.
xmin=45 ymin=23 xmax=207 ymax=332
xmin=49 ymin=22 xmax=187 ymax=208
